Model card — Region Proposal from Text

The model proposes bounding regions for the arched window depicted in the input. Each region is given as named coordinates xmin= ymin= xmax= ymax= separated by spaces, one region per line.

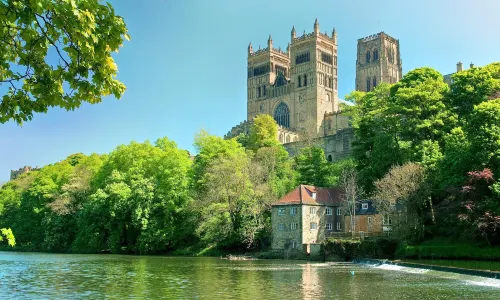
xmin=366 ymin=51 xmax=371 ymax=63
xmin=373 ymin=76 xmax=377 ymax=89
xmin=304 ymin=74 xmax=308 ymax=86
xmin=298 ymin=75 xmax=302 ymax=87
xmin=366 ymin=78 xmax=371 ymax=91
xmin=373 ymin=49 xmax=378 ymax=61
xmin=326 ymin=94 xmax=331 ymax=102
xmin=327 ymin=155 xmax=333 ymax=162
xmin=274 ymin=102 xmax=290 ymax=128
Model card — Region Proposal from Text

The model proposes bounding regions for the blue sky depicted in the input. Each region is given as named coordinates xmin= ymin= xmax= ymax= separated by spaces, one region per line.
xmin=1 ymin=0 xmax=499 ymax=182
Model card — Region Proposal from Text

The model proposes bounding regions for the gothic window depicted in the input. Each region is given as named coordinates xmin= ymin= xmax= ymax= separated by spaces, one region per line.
xmin=326 ymin=94 xmax=331 ymax=102
xmin=263 ymin=86 xmax=267 ymax=96
xmin=274 ymin=102 xmax=290 ymax=128
xmin=304 ymin=74 xmax=307 ymax=87
xmin=257 ymin=87 xmax=261 ymax=97
xmin=366 ymin=51 xmax=371 ymax=64
xmin=327 ymin=155 xmax=333 ymax=162
xmin=373 ymin=77 xmax=377 ymax=89
xmin=334 ymin=78 xmax=338 ymax=90
xmin=295 ymin=52 xmax=310 ymax=64
xmin=366 ymin=78 xmax=371 ymax=92
xmin=298 ymin=75 xmax=302 ymax=87
xmin=329 ymin=77 xmax=333 ymax=88
xmin=373 ymin=49 xmax=379 ymax=61
xmin=321 ymin=52 xmax=333 ymax=65
xmin=334 ymin=55 xmax=337 ymax=66
xmin=253 ymin=63 xmax=268 ymax=76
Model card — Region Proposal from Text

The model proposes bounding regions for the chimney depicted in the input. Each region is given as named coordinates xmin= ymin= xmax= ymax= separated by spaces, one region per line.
xmin=470 ymin=62 xmax=474 ymax=68
xmin=457 ymin=61 xmax=463 ymax=72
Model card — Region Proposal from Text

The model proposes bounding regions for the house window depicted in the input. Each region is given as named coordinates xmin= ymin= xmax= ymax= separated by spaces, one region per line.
xmin=362 ymin=203 xmax=368 ymax=210
xmin=290 ymin=207 xmax=297 ymax=216
xmin=310 ymin=207 xmax=316 ymax=215
xmin=326 ymin=207 xmax=332 ymax=215
xmin=336 ymin=223 xmax=341 ymax=230
xmin=368 ymin=217 xmax=372 ymax=224
xmin=326 ymin=223 xmax=333 ymax=231
xmin=291 ymin=222 xmax=298 ymax=230
xmin=310 ymin=222 xmax=317 ymax=230
xmin=337 ymin=208 xmax=342 ymax=215
xmin=291 ymin=241 xmax=298 ymax=249
xmin=278 ymin=208 xmax=285 ymax=215
xmin=383 ymin=215 xmax=392 ymax=225
xmin=278 ymin=223 xmax=286 ymax=231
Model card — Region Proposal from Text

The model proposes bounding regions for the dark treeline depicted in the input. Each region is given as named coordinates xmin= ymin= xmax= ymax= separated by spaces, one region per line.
xmin=1 ymin=63 xmax=500 ymax=253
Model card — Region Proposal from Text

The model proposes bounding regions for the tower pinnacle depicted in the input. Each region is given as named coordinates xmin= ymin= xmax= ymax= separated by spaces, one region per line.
xmin=314 ymin=18 xmax=319 ymax=34
xmin=291 ymin=26 xmax=296 ymax=41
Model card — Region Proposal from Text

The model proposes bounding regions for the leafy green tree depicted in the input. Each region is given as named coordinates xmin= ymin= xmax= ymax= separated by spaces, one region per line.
xmin=295 ymin=146 xmax=336 ymax=187
xmin=247 ymin=114 xmax=280 ymax=150
xmin=0 ymin=0 xmax=129 ymax=124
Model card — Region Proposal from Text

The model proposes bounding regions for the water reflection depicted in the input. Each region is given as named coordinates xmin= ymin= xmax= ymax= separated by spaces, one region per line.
xmin=0 ymin=252 xmax=499 ymax=299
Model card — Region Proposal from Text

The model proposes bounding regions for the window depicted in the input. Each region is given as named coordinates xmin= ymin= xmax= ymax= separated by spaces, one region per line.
xmin=310 ymin=207 xmax=316 ymax=215
xmin=257 ymin=87 xmax=261 ymax=97
xmin=291 ymin=241 xmax=298 ymax=249
xmin=362 ymin=203 xmax=368 ymax=209
xmin=373 ymin=49 xmax=378 ymax=61
xmin=326 ymin=207 xmax=332 ymax=215
xmin=295 ymin=52 xmax=310 ymax=64
xmin=278 ymin=208 xmax=285 ymax=215
xmin=279 ymin=133 xmax=283 ymax=143
xmin=304 ymin=74 xmax=307 ymax=87
xmin=327 ymin=155 xmax=332 ymax=162
xmin=312 ymin=192 xmax=316 ymax=199
xmin=337 ymin=208 xmax=342 ymax=216
xmin=373 ymin=76 xmax=377 ymax=89
xmin=310 ymin=222 xmax=317 ymax=230
xmin=336 ymin=223 xmax=341 ymax=230
xmin=326 ymin=94 xmax=331 ymax=102
xmin=298 ymin=75 xmax=302 ymax=87
xmin=383 ymin=215 xmax=392 ymax=225
xmin=290 ymin=207 xmax=297 ymax=216
xmin=263 ymin=85 xmax=267 ymax=96
xmin=326 ymin=223 xmax=333 ymax=231
xmin=321 ymin=52 xmax=333 ymax=65
xmin=286 ymin=135 xmax=290 ymax=143
xmin=366 ymin=77 xmax=371 ymax=91
xmin=291 ymin=222 xmax=298 ymax=230
xmin=366 ymin=51 xmax=371 ymax=64
xmin=278 ymin=223 xmax=286 ymax=231
xmin=274 ymin=102 xmax=290 ymax=128
xmin=334 ymin=55 xmax=337 ymax=66
xmin=368 ymin=217 xmax=372 ymax=224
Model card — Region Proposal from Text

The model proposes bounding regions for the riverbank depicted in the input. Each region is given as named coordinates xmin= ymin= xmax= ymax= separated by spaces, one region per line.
xmin=396 ymin=239 xmax=500 ymax=261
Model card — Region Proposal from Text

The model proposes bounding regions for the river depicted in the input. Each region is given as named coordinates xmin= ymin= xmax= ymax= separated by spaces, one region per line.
xmin=1 ymin=252 xmax=499 ymax=299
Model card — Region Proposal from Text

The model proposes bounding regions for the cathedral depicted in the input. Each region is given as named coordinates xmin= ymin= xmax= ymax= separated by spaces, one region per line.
xmin=225 ymin=19 xmax=402 ymax=162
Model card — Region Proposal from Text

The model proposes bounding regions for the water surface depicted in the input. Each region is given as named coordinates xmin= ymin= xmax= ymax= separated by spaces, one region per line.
xmin=1 ymin=252 xmax=499 ymax=299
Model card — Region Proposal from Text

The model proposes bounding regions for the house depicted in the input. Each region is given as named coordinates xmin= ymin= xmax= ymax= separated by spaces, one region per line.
xmin=344 ymin=201 xmax=386 ymax=238
xmin=271 ymin=185 xmax=344 ymax=252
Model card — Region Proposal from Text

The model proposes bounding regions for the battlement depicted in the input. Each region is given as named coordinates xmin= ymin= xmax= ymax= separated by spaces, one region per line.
xmin=358 ymin=32 xmax=398 ymax=44
xmin=10 ymin=165 xmax=40 ymax=180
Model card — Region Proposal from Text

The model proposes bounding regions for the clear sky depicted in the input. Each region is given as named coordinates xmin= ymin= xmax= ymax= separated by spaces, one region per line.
xmin=1 ymin=0 xmax=499 ymax=182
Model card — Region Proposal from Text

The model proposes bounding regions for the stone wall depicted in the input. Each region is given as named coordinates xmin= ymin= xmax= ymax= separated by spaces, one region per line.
xmin=271 ymin=205 xmax=302 ymax=249
xmin=301 ymin=204 xmax=341 ymax=245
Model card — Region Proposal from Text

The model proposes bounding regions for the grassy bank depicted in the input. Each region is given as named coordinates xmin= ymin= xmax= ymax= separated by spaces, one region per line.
xmin=396 ymin=239 xmax=500 ymax=261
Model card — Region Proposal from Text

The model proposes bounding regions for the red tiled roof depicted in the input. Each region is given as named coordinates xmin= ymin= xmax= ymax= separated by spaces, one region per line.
xmin=273 ymin=185 xmax=343 ymax=206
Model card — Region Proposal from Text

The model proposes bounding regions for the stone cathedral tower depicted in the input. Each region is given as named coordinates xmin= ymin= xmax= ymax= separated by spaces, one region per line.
xmin=355 ymin=32 xmax=402 ymax=92
xmin=246 ymin=19 xmax=339 ymax=137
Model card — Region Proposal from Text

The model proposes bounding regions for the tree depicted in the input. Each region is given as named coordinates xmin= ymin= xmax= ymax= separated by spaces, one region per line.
xmin=338 ymin=165 xmax=363 ymax=238
xmin=373 ymin=163 xmax=429 ymax=239
xmin=0 ymin=0 xmax=129 ymax=124
xmin=247 ymin=114 xmax=280 ymax=150
xmin=295 ymin=146 xmax=336 ymax=187
xmin=0 ymin=228 xmax=15 ymax=246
